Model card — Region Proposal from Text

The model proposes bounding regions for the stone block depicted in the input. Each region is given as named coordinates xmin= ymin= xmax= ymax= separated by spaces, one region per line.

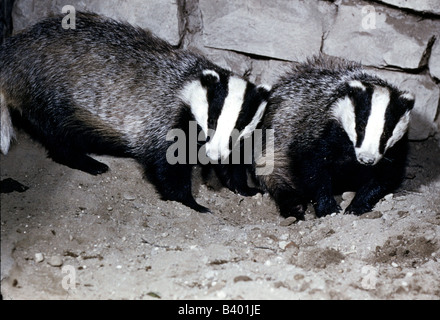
xmin=12 ymin=0 xmax=181 ymax=45
xmin=377 ymin=0 xmax=440 ymax=15
xmin=200 ymin=0 xmax=336 ymax=62
xmin=323 ymin=1 xmax=439 ymax=69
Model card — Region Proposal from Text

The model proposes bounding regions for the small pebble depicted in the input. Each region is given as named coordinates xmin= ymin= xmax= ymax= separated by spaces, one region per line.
xmin=47 ymin=255 xmax=63 ymax=267
xmin=279 ymin=241 xmax=289 ymax=250
xmin=280 ymin=217 xmax=297 ymax=226
xmin=35 ymin=253 xmax=44 ymax=263
xmin=233 ymin=275 xmax=252 ymax=283
xmin=384 ymin=193 xmax=394 ymax=201
xmin=360 ymin=211 xmax=383 ymax=219
xmin=123 ymin=193 xmax=136 ymax=201
xmin=342 ymin=192 xmax=356 ymax=201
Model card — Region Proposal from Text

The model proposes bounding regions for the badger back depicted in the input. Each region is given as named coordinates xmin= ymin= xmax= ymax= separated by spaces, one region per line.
xmin=331 ymin=78 xmax=415 ymax=166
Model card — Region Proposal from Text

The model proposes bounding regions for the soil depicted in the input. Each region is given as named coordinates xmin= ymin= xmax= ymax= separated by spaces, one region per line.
xmin=1 ymin=132 xmax=439 ymax=300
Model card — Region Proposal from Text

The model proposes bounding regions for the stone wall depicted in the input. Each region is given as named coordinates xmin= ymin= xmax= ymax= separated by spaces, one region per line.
xmin=8 ymin=0 xmax=440 ymax=141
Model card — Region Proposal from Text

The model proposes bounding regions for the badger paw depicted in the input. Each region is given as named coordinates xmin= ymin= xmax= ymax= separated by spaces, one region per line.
xmin=314 ymin=198 xmax=342 ymax=218
xmin=235 ymin=186 xmax=261 ymax=197
xmin=344 ymin=202 xmax=373 ymax=216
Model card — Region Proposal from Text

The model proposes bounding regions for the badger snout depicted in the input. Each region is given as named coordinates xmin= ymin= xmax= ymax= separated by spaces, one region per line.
xmin=356 ymin=152 xmax=380 ymax=166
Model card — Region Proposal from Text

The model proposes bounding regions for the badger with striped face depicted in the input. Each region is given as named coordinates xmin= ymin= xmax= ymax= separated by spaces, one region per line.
xmin=255 ymin=56 xmax=414 ymax=219
xmin=0 ymin=12 xmax=270 ymax=213
xmin=180 ymin=69 xmax=269 ymax=163
xmin=333 ymin=80 xmax=413 ymax=167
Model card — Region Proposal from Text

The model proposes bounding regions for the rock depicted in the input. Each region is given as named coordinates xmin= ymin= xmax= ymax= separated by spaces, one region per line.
xmin=12 ymin=0 xmax=181 ymax=45
xmin=280 ymin=217 xmax=297 ymax=227
xmin=377 ymin=0 xmax=440 ymax=15
xmin=360 ymin=211 xmax=383 ymax=219
xmin=368 ymin=68 xmax=440 ymax=140
xmin=35 ymin=253 xmax=44 ymax=263
xmin=123 ymin=193 xmax=136 ymax=201
xmin=429 ymin=39 xmax=440 ymax=80
xmin=323 ymin=1 xmax=440 ymax=69
xmin=384 ymin=194 xmax=394 ymax=201
xmin=233 ymin=275 xmax=252 ymax=283
xmin=200 ymin=0 xmax=336 ymax=61
xmin=342 ymin=192 xmax=356 ymax=202
xmin=279 ymin=241 xmax=289 ymax=250
xmin=47 ymin=255 xmax=63 ymax=267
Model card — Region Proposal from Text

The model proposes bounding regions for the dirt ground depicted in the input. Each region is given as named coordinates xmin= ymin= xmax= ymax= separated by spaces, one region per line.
xmin=1 ymin=131 xmax=439 ymax=300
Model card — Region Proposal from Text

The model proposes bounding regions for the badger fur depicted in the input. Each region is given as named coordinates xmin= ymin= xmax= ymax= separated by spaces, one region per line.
xmin=255 ymin=56 xmax=415 ymax=220
xmin=0 ymin=12 xmax=270 ymax=213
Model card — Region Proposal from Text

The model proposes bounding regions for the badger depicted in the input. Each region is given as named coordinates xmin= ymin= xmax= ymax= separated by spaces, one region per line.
xmin=0 ymin=12 xmax=270 ymax=213
xmin=254 ymin=56 xmax=415 ymax=220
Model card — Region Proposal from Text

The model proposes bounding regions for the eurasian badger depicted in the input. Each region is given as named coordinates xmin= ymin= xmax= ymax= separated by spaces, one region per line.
xmin=255 ymin=56 xmax=414 ymax=220
xmin=0 ymin=12 xmax=270 ymax=213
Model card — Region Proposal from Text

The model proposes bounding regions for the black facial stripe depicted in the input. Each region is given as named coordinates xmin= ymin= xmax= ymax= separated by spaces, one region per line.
xmin=207 ymin=73 xmax=229 ymax=131
xmin=235 ymin=82 xmax=262 ymax=132
xmin=379 ymin=91 xmax=410 ymax=153
xmin=352 ymin=86 xmax=373 ymax=148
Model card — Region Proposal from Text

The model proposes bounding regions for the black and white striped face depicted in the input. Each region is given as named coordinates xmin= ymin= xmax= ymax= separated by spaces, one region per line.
xmin=332 ymin=80 xmax=415 ymax=166
xmin=180 ymin=69 xmax=270 ymax=161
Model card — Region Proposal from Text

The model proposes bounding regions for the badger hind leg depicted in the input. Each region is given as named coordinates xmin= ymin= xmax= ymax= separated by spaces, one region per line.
xmin=144 ymin=158 xmax=210 ymax=213
xmin=271 ymin=187 xmax=307 ymax=220
xmin=48 ymin=147 xmax=109 ymax=175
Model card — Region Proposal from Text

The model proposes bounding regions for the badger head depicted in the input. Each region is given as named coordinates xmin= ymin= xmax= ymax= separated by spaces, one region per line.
xmin=332 ymin=80 xmax=415 ymax=166
xmin=180 ymin=69 xmax=270 ymax=162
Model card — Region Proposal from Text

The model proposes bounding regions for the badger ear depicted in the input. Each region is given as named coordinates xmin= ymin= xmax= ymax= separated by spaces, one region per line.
xmin=257 ymin=84 xmax=272 ymax=100
xmin=400 ymin=92 xmax=415 ymax=110
xmin=200 ymin=69 xmax=220 ymax=87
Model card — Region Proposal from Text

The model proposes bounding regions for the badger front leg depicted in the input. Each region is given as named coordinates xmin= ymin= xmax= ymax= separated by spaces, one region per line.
xmin=143 ymin=157 xmax=210 ymax=213
xmin=213 ymin=164 xmax=260 ymax=196
xmin=345 ymin=171 xmax=396 ymax=216
xmin=259 ymin=170 xmax=307 ymax=220
xmin=344 ymin=178 xmax=390 ymax=215
xmin=345 ymin=150 xmax=407 ymax=216
xmin=311 ymin=183 xmax=342 ymax=218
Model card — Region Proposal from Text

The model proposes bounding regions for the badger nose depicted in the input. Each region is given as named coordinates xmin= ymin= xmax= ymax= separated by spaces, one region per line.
xmin=357 ymin=153 xmax=376 ymax=166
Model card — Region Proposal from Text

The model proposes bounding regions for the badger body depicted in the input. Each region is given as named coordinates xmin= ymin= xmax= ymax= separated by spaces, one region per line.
xmin=0 ymin=12 xmax=269 ymax=212
xmin=256 ymin=56 xmax=414 ymax=219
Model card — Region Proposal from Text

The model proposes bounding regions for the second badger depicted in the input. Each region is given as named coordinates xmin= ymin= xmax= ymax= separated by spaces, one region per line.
xmin=0 ymin=12 xmax=270 ymax=213
xmin=255 ymin=56 xmax=414 ymax=219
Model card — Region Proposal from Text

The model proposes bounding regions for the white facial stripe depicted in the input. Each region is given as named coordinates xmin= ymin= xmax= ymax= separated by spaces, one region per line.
xmin=238 ymin=101 xmax=267 ymax=142
xmin=356 ymin=86 xmax=390 ymax=164
xmin=349 ymin=80 xmax=366 ymax=91
xmin=206 ymin=77 xmax=247 ymax=160
xmin=179 ymin=80 xmax=209 ymax=135
xmin=385 ymin=110 xmax=410 ymax=151
xmin=331 ymin=96 xmax=357 ymax=146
